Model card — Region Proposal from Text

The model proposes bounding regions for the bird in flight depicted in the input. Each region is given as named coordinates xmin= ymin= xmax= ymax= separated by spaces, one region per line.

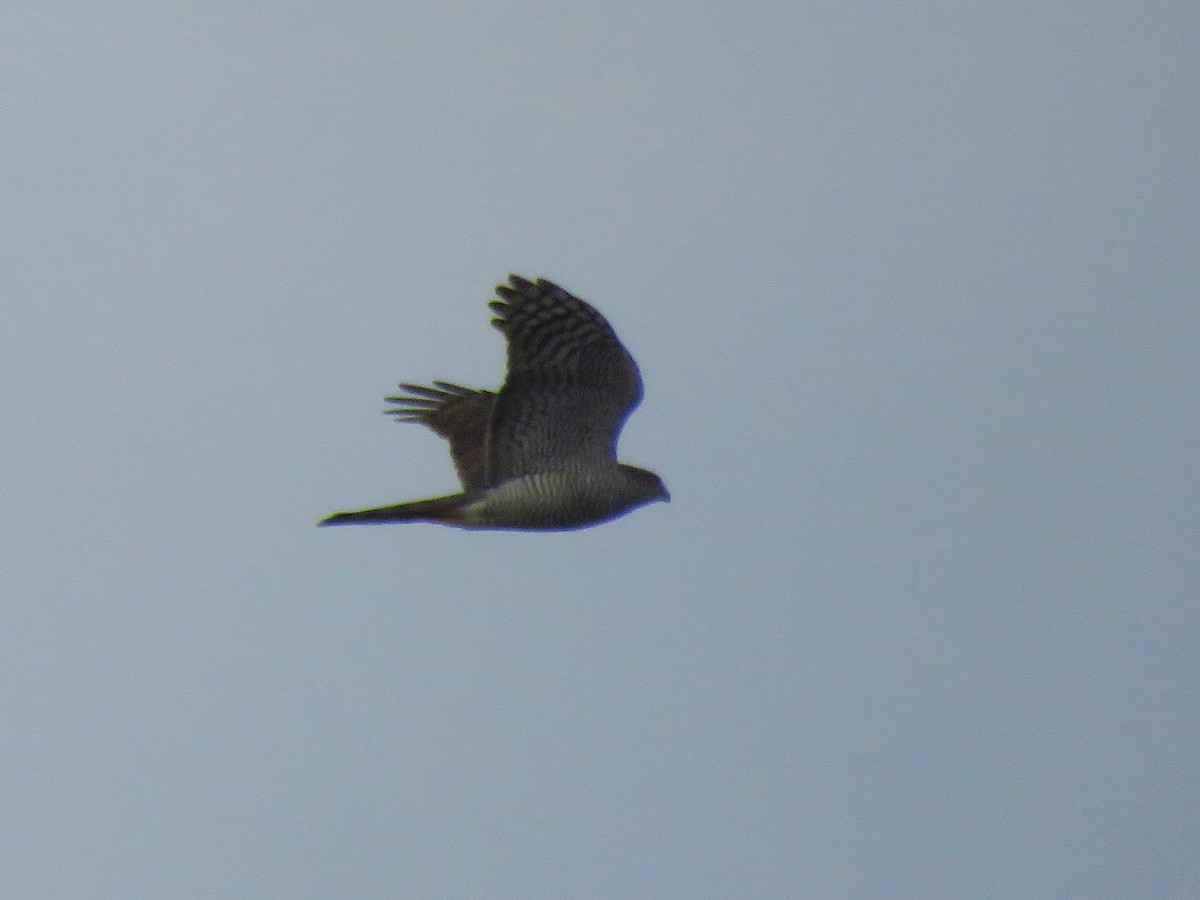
xmin=319 ymin=275 xmax=669 ymax=531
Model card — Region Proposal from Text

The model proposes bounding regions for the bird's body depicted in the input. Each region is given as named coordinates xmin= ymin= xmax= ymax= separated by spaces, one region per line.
xmin=319 ymin=275 xmax=668 ymax=531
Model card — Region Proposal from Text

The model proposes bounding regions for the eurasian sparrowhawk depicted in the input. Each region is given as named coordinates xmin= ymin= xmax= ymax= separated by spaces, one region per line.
xmin=319 ymin=275 xmax=669 ymax=530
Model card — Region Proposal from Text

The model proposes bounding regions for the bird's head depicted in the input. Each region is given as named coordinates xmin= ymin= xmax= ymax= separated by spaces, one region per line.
xmin=621 ymin=464 xmax=671 ymax=505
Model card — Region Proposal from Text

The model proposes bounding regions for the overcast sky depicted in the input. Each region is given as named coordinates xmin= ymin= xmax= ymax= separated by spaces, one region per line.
xmin=3 ymin=4 xmax=1197 ymax=898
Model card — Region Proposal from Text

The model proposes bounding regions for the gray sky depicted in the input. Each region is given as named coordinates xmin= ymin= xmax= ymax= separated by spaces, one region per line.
xmin=4 ymin=4 xmax=1197 ymax=898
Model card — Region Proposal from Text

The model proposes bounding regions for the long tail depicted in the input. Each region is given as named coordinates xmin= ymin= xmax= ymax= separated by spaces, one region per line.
xmin=318 ymin=493 xmax=470 ymax=527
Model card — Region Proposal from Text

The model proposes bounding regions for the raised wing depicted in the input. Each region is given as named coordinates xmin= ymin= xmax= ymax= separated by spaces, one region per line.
xmin=486 ymin=275 xmax=643 ymax=483
xmin=385 ymin=381 xmax=496 ymax=491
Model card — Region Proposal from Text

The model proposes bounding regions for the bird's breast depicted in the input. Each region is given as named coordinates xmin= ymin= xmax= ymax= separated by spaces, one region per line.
xmin=464 ymin=468 xmax=635 ymax=531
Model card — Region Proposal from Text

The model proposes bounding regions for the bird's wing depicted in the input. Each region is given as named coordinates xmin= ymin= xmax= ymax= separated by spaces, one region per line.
xmin=486 ymin=275 xmax=643 ymax=484
xmin=385 ymin=381 xmax=496 ymax=492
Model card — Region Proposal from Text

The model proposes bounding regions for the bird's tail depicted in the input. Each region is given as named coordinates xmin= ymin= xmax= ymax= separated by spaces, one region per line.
xmin=318 ymin=493 xmax=470 ymax=527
